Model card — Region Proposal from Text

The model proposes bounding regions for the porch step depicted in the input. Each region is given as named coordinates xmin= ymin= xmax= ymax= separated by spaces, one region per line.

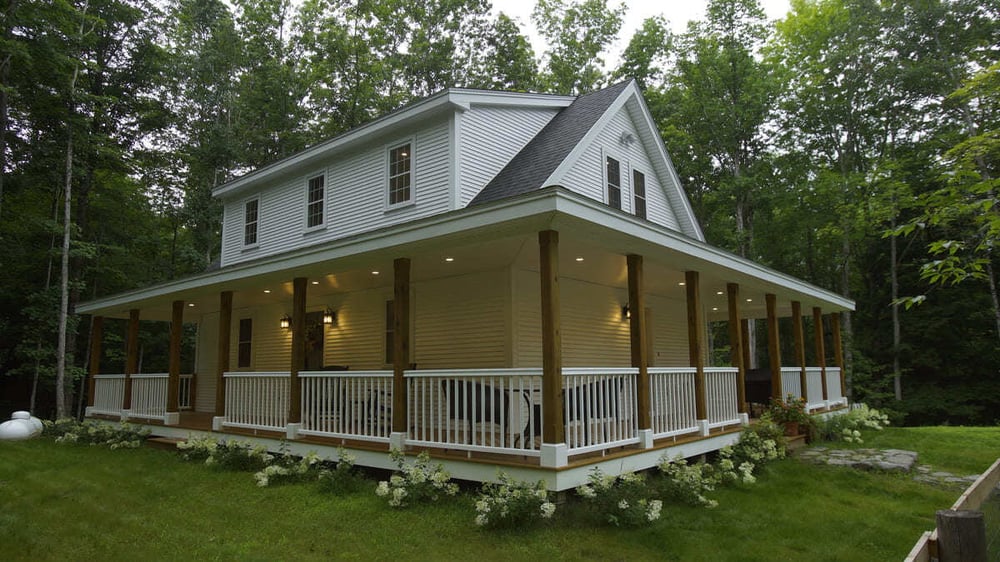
xmin=146 ymin=436 xmax=186 ymax=451
xmin=786 ymin=434 xmax=808 ymax=452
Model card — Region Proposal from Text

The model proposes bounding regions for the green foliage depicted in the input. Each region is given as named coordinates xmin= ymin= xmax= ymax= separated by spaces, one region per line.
xmin=375 ymin=449 xmax=459 ymax=508
xmin=576 ymin=468 xmax=662 ymax=527
xmin=200 ymin=439 xmax=273 ymax=472
xmin=655 ymin=455 xmax=718 ymax=508
xmin=814 ymin=404 xmax=890 ymax=443
xmin=43 ymin=418 xmax=149 ymax=449
xmin=473 ymin=472 xmax=555 ymax=528
xmin=316 ymin=448 xmax=364 ymax=494
xmin=766 ymin=395 xmax=811 ymax=427
xmin=532 ymin=0 xmax=624 ymax=94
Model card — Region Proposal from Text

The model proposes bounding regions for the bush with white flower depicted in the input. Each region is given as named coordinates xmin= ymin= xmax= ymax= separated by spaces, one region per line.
xmin=254 ymin=450 xmax=323 ymax=487
xmin=318 ymin=448 xmax=363 ymax=494
xmin=815 ymin=403 xmax=890 ymax=443
xmin=576 ymin=468 xmax=663 ymax=527
xmin=655 ymin=455 xmax=718 ymax=508
xmin=44 ymin=419 xmax=148 ymax=449
xmin=176 ymin=435 xmax=219 ymax=462
xmin=203 ymin=439 xmax=273 ymax=471
xmin=473 ymin=472 xmax=555 ymax=529
xmin=375 ymin=449 xmax=458 ymax=508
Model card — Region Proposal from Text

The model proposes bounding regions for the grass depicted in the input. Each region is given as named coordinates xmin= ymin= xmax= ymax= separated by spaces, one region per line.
xmin=0 ymin=426 xmax=995 ymax=561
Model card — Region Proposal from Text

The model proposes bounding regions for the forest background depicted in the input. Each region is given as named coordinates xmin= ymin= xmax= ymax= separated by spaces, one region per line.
xmin=0 ymin=0 xmax=997 ymax=424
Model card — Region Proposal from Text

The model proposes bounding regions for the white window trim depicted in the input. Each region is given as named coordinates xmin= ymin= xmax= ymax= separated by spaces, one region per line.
xmin=384 ymin=137 xmax=416 ymax=211
xmin=601 ymin=148 xmax=630 ymax=213
xmin=303 ymin=171 xmax=327 ymax=234
xmin=242 ymin=196 xmax=261 ymax=250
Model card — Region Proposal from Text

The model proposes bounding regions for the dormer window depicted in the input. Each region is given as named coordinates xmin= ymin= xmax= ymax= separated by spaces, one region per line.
xmin=388 ymin=142 xmax=412 ymax=206
xmin=306 ymin=174 xmax=325 ymax=228
xmin=633 ymin=170 xmax=647 ymax=219
xmin=606 ymin=156 xmax=621 ymax=210
xmin=243 ymin=198 xmax=259 ymax=247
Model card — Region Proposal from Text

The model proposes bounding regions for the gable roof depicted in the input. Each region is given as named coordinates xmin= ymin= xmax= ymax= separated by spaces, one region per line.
xmin=469 ymin=80 xmax=633 ymax=207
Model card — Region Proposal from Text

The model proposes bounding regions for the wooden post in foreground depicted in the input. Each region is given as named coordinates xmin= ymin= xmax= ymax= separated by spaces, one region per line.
xmin=686 ymin=270 xmax=707 ymax=423
xmin=166 ymin=300 xmax=184 ymax=420
xmin=791 ymin=301 xmax=807 ymax=402
xmin=766 ymin=294 xmax=782 ymax=400
xmin=392 ymin=259 xmax=410 ymax=436
xmin=813 ymin=307 xmax=828 ymax=401
xmin=289 ymin=277 xmax=307 ymax=426
xmin=215 ymin=291 xmax=233 ymax=418
xmin=539 ymin=230 xmax=564 ymax=446
xmin=727 ymin=284 xmax=747 ymax=414
xmin=936 ymin=510 xmax=987 ymax=562
xmin=627 ymin=254 xmax=651 ymax=433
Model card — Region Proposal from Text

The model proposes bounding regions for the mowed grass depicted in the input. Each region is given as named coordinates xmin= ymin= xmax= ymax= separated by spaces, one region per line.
xmin=0 ymin=426 xmax=994 ymax=561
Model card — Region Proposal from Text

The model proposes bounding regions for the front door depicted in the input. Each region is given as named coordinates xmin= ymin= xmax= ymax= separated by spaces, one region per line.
xmin=304 ymin=311 xmax=325 ymax=370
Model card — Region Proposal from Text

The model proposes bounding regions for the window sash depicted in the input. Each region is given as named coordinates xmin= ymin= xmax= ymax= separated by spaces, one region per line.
xmin=388 ymin=144 xmax=412 ymax=205
xmin=244 ymin=199 xmax=259 ymax=246
xmin=306 ymin=175 xmax=324 ymax=228
xmin=633 ymin=170 xmax=647 ymax=219
xmin=606 ymin=157 xmax=621 ymax=209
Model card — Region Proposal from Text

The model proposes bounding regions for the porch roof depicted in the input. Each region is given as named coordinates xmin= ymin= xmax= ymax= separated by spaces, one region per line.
xmin=76 ymin=187 xmax=854 ymax=321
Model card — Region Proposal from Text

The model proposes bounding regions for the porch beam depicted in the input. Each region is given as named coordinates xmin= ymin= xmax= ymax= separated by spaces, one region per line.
xmin=727 ymin=284 xmax=747 ymax=414
xmin=392 ymin=258 xmax=410 ymax=435
xmin=215 ymin=291 xmax=233 ymax=416
xmin=814 ymin=307 xmax=828 ymax=401
xmin=123 ymin=309 xmax=140 ymax=411
xmin=289 ymin=277 xmax=307 ymax=425
xmin=685 ymin=270 xmax=707 ymax=421
xmin=627 ymin=254 xmax=650 ymax=431
xmin=86 ymin=316 xmax=103 ymax=408
xmin=831 ymin=312 xmax=846 ymax=398
xmin=766 ymin=294 xmax=782 ymax=399
xmin=539 ymin=230 xmax=564 ymax=444
xmin=166 ymin=300 xmax=184 ymax=416
xmin=792 ymin=301 xmax=807 ymax=402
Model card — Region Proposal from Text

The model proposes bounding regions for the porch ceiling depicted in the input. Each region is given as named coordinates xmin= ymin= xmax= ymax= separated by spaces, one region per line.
xmin=77 ymin=187 xmax=851 ymax=322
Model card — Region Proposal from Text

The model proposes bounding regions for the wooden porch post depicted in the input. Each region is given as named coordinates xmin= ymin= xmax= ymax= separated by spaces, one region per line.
xmin=215 ymin=291 xmax=233 ymax=418
xmin=123 ymin=309 xmax=140 ymax=411
xmin=627 ymin=254 xmax=651 ymax=435
xmin=539 ymin=230 xmax=564 ymax=447
xmin=86 ymin=316 xmax=103 ymax=409
xmin=686 ymin=270 xmax=707 ymax=423
xmin=392 ymin=258 xmax=411 ymax=437
xmin=766 ymin=294 xmax=782 ymax=400
xmin=740 ymin=318 xmax=752 ymax=372
xmin=813 ymin=307 xmax=828 ymax=401
xmin=289 ymin=277 xmax=307 ymax=426
xmin=727 ymin=284 xmax=748 ymax=414
xmin=792 ymin=301 xmax=807 ymax=402
xmin=166 ymin=300 xmax=184 ymax=423
xmin=831 ymin=312 xmax=846 ymax=398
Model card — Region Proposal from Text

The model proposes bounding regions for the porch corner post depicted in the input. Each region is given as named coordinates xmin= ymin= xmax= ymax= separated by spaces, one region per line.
xmin=813 ymin=307 xmax=828 ymax=403
xmin=215 ymin=291 xmax=233 ymax=429
xmin=392 ymin=258 xmax=410 ymax=440
xmin=539 ymin=230 xmax=565 ymax=466
xmin=766 ymin=294 xmax=783 ymax=400
xmin=627 ymin=254 xmax=651 ymax=446
xmin=727 ymin=284 xmax=748 ymax=415
xmin=85 ymin=316 xmax=103 ymax=412
xmin=831 ymin=312 xmax=846 ymax=399
xmin=288 ymin=277 xmax=307 ymax=431
xmin=123 ymin=309 xmax=140 ymax=414
xmin=685 ymin=270 xmax=708 ymax=433
xmin=792 ymin=301 xmax=807 ymax=403
xmin=165 ymin=300 xmax=184 ymax=425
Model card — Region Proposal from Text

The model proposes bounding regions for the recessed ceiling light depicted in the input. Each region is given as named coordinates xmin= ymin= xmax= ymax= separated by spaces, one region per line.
xmin=371 ymin=271 xmax=380 ymax=275
xmin=716 ymin=291 xmax=724 ymax=295
xmin=678 ymin=282 xmax=686 ymax=286
xmin=746 ymin=298 xmax=753 ymax=303
xmin=575 ymin=257 xmax=584 ymax=262
xmin=311 ymin=281 xmax=319 ymax=285
xmin=264 ymin=289 xmax=271 ymax=294
xmin=444 ymin=257 xmax=454 ymax=262
xmin=188 ymin=303 xmax=195 ymax=307
xmin=712 ymin=307 xmax=718 ymax=311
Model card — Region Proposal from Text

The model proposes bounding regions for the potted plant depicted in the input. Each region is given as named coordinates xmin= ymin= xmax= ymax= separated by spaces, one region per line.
xmin=766 ymin=395 xmax=810 ymax=436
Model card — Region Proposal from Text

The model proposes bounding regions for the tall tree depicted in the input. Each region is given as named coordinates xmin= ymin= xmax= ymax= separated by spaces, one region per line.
xmin=531 ymin=0 xmax=624 ymax=94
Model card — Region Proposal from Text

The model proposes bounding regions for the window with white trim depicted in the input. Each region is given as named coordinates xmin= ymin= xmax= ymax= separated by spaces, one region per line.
xmin=633 ymin=169 xmax=647 ymax=219
xmin=306 ymin=174 xmax=325 ymax=228
xmin=387 ymin=143 xmax=412 ymax=206
xmin=606 ymin=156 xmax=622 ymax=210
xmin=243 ymin=198 xmax=259 ymax=246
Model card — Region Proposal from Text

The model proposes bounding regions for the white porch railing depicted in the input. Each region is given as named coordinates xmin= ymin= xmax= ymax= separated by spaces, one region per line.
xmin=406 ymin=368 xmax=542 ymax=455
xmin=805 ymin=368 xmax=825 ymax=411
xmin=826 ymin=367 xmax=845 ymax=404
xmin=300 ymin=371 xmax=393 ymax=442
xmin=649 ymin=368 xmax=698 ymax=438
xmin=780 ymin=367 xmax=803 ymax=401
xmin=127 ymin=373 xmax=195 ymax=419
xmin=705 ymin=367 xmax=740 ymax=427
xmin=562 ymin=368 xmax=639 ymax=454
xmin=223 ymin=372 xmax=289 ymax=431
xmin=91 ymin=374 xmax=125 ymax=416
xmin=179 ymin=374 xmax=194 ymax=410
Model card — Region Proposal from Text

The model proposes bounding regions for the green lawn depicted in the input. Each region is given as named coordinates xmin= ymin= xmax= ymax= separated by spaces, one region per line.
xmin=0 ymin=426 xmax=995 ymax=561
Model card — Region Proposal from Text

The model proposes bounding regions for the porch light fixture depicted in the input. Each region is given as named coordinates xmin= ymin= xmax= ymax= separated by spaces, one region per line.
xmin=323 ymin=308 xmax=337 ymax=325
xmin=280 ymin=314 xmax=291 ymax=329
xmin=622 ymin=305 xmax=631 ymax=320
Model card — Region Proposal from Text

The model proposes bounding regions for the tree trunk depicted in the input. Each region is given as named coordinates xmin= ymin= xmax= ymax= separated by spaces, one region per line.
xmin=55 ymin=127 xmax=73 ymax=419
xmin=987 ymin=258 xmax=1000 ymax=346
xmin=891 ymin=213 xmax=901 ymax=400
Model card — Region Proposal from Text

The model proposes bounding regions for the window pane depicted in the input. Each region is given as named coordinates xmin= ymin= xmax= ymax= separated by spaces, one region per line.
xmin=633 ymin=170 xmax=646 ymax=219
xmin=606 ymin=157 xmax=621 ymax=209
xmin=388 ymin=144 xmax=412 ymax=205
xmin=244 ymin=200 xmax=258 ymax=245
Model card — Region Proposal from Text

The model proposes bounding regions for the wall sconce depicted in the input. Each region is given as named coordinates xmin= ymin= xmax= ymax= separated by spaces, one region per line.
xmin=279 ymin=314 xmax=291 ymax=330
xmin=622 ymin=305 xmax=631 ymax=320
xmin=322 ymin=307 xmax=337 ymax=325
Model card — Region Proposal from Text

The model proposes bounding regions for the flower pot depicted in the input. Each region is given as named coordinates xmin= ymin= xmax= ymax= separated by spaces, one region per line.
xmin=783 ymin=421 xmax=800 ymax=436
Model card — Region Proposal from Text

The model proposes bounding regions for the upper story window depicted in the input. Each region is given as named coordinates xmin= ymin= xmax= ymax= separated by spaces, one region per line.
xmin=243 ymin=198 xmax=259 ymax=247
xmin=633 ymin=170 xmax=647 ymax=219
xmin=388 ymin=142 xmax=412 ymax=207
xmin=306 ymin=174 xmax=325 ymax=228
xmin=606 ymin=156 xmax=622 ymax=210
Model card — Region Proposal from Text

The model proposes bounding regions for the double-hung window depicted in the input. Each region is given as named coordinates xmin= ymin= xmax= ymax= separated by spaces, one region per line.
xmin=244 ymin=198 xmax=259 ymax=247
xmin=388 ymin=143 xmax=412 ymax=206
xmin=306 ymin=174 xmax=325 ymax=228
xmin=606 ymin=156 xmax=622 ymax=210
xmin=633 ymin=170 xmax=647 ymax=219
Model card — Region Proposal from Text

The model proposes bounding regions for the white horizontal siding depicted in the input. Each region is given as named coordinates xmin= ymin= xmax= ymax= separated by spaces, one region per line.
xmin=459 ymin=106 xmax=559 ymax=206
xmin=322 ymin=288 xmax=393 ymax=370
xmin=414 ymin=271 xmax=507 ymax=369
xmin=195 ymin=311 xmax=219 ymax=412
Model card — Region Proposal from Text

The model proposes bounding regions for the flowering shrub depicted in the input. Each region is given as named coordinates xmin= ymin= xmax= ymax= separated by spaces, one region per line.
xmin=203 ymin=439 xmax=273 ymax=471
xmin=767 ymin=395 xmax=811 ymax=428
xmin=655 ymin=456 xmax=718 ymax=508
xmin=176 ymin=435 xmax=218 ymax=462
xmin=576 ymin=469 xmax=663 ymax=527
xmin=375 ymin=449 xmax=459 ymax=508
xmin=43 ymin=419 xmax=148 ymax=449
xmin=254 ymin=451 xmax=323 ymax=487
xmin=814 ymin=404 xmax=890 ymax=443
xmin=473 ymin=472 xmax=555 ymax=528
xmin=318 ymin=448 xmax=363 ymax=494
xmin=720 ymin=421 xmax=786 ymax=476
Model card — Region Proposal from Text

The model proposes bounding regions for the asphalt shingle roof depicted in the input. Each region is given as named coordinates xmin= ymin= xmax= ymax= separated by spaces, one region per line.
xmin=469 ymin=79 xmax=634 ymax=207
